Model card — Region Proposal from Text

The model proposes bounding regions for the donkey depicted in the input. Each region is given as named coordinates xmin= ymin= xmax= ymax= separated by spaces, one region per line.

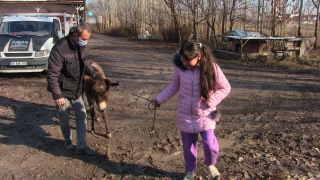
xmin=83 ymin=60 xmax=119 ymax=138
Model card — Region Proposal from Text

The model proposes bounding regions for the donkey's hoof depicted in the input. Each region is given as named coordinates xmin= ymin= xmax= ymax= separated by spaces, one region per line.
xmin=95 ymin=117 xmax=101 ymax=122
xmin=106 ymin=133 xmax=112 ymax=139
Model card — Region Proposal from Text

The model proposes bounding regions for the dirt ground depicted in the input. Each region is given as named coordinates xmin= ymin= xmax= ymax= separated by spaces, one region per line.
xmin=0 ymin=33 xmax=319 ymax=180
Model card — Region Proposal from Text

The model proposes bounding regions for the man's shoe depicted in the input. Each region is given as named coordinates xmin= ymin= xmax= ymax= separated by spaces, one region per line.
xmin=76 ymin=147 xmax=98 ymax=156
xmin=64 ymin=140 xmax=73 ymax=150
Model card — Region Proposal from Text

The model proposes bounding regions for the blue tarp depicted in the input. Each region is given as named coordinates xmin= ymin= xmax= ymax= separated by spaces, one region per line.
xmin=233 ymin=29 xmax=263 ymax=37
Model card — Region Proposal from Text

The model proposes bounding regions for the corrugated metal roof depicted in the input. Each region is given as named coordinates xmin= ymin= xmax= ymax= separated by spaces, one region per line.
xmin=0 ymin=0 xmax=86 ymax=14
xmin=233 ymin=29 xmax=263 ymax=37
xmin=214 ymin=29 xmax=296 ymax=40
xmin=220 ymin=35 xmax=287 ymax=40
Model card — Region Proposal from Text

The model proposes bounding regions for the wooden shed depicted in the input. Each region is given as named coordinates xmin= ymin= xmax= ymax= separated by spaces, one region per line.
xmin=212 ymin=29 xmax=316 ymax=59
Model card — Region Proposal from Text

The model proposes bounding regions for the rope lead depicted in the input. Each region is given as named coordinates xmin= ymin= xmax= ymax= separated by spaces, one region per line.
xmin=116 ymin=87 xmax=160 ymax=133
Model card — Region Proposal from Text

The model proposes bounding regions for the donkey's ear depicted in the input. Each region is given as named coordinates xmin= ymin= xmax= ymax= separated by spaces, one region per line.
xmin=105 ymin=79 xmax=119 ymax=86
xmin=83 ymin=75 xmax=94 ymax=83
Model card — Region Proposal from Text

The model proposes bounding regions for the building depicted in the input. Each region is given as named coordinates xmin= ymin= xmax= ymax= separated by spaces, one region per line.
xmin=0 ymin=0 xmax=86 ymax=23
xmin=212 ymin=29 xmax=316 ymax=59
xmin=289 ymin=14 xmax=318 ymax=24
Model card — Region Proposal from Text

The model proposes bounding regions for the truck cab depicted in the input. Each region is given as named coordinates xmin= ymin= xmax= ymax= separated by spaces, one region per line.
xmin=0 ymin=13 xmax=75 ymax=73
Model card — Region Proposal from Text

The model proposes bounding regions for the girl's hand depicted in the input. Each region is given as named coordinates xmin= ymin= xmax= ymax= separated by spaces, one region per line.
xmin=150 ymin=99 xmax=159 ymax=107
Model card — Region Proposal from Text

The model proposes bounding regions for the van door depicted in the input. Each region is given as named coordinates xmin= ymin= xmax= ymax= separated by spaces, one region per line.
xmin=52 ymin=19 xmax=62 ymax=43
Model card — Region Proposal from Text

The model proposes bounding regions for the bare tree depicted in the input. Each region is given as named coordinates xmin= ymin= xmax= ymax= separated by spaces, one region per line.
xmin=298 ymin=0 xmax=303 ymax=36
xmin=143 ymin=0 xmax=164 ymax=38
xmin=257 ymin=0 xmax=262 ymax=31
xmin=86 ymin=0 xmax=106 ymax=30
xmin=86 ymin=0 xmax=318 ymax=45
xmin=163 ymin=0 xmax=182 ymax=42
xmin=271 ymin=0 xmax=276 ymax=36
xmin=199 ymin=0 xmax=217 ymax=41
xmin=312 ymin=0 xmax=320 ymax=48
xmin=180 ymin=0 xmax=208 ymax=41
xmin=228 ymin=0 xmax=237 ymax=32
xmin=221 ymin=0 xmax=228 ymax=34
xmin=275 ymin=0 xmax=293 ymax=36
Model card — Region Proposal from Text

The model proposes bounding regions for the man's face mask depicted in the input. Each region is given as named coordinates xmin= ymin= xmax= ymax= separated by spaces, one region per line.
xmin=76 ymin=39 xmax=88 ymax=46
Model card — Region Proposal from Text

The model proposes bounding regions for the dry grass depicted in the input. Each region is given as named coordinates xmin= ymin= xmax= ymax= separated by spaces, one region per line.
xmin=232 ymin=52 xmax=320 ymax=75
xmin=279 ymin=56 xmax=320 ymax=70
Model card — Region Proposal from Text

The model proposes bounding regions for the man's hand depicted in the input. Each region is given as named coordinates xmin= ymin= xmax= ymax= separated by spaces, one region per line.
xmin=55 ymin=98 xmax=65 ymax=106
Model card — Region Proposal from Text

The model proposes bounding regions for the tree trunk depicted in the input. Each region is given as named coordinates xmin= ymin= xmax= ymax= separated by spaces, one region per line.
xmin=163 ymin=0 xmax=182 ymax=43
xmin=222 ymin=1 xmax=227 ymax=34
xmin=257 ymin=0 xmax=261 ymax=31
xmin=312 ymin=0 xmax=319 ymax=48
xmin=271 ymin=0 xmax=276 ymax=36
xmin=171 ymin=6 xmax=182 ymax=42
xmin=228 ymin=0 xmax=236 ymax=32
xmin=298 ymin=0 xmax=303 ymax=37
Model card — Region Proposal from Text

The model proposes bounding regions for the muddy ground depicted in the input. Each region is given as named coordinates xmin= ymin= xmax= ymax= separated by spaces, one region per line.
xmin=0 ymin=33 xmax=319 ymax=180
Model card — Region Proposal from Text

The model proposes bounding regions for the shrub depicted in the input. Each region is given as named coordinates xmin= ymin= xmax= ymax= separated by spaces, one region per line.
xmin=241 ymin=55 xmax=276 ymax=67
xmin=105 ymin=27 xmax=129 ymax=37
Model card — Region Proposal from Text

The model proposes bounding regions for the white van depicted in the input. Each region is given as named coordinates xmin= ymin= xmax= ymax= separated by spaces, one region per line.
xmin=0 ymin=13 xmax=75 ymax=73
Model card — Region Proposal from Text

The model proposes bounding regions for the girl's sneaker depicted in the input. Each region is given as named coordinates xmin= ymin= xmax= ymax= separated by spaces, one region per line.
xmin=208 ymin=165 xmax=220 ymax=180
xmin=183 ymin=171 xmax=195 ymax=180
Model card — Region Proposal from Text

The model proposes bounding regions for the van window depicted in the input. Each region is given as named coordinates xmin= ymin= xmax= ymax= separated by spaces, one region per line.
xmin=0 ymin=21 xmax=53 ymax=36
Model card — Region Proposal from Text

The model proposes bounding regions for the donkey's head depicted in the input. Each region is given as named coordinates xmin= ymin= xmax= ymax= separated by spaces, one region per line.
xmin=84 ymin=73 xmax=119 ymax=112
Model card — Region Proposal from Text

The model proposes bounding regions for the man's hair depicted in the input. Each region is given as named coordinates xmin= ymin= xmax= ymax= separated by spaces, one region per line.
xmin=73 ymin=23 xmax=91 ymax=36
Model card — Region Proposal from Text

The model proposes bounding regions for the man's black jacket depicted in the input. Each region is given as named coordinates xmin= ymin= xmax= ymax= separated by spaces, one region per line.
xmin=46 ymin=34 xmax=96 ymax=100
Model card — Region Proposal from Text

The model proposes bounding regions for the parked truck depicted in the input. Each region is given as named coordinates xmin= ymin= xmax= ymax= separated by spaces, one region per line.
xmin=0 ymin=12 xmax=76 ymax=73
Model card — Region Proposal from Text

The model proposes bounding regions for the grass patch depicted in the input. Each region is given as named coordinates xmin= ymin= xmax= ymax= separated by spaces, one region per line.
xmin=221 ymin=53 xmax=320 ymax=71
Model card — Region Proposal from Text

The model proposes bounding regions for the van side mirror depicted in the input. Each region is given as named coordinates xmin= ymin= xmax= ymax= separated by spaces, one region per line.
xmin=57 ymin=30 xmax=63 ymax=38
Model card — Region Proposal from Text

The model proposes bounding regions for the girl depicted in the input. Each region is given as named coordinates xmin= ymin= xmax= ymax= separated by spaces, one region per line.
xmin=151 ymin=39 xmax=231 ymax=180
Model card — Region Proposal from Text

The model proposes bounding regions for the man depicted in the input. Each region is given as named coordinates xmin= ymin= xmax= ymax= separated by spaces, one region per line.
xmin=47 ymin=23 xmax=98 ymax=156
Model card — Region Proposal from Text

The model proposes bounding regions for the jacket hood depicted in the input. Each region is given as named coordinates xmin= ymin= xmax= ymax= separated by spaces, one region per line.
xmin=173 ymin=53 xmax=201 ymax=71
xmin=173 ymin=54 xmax=187 ymax=71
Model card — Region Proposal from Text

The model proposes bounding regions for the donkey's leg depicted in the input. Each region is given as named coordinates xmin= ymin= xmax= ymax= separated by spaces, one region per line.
xmin=94 ymin=106 xmax=101 ymax=122
xmin=101 ymin=112 xmax=112 ymax=138
xmin=86 ymin=98 xmax=96 ymax=134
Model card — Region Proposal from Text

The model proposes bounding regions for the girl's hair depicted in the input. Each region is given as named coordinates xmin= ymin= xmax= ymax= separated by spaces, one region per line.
xmin=179 ymin=39 xmax=217 ymax=103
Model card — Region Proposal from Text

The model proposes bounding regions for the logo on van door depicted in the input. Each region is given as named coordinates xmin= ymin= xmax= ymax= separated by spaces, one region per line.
xmin=9 ymin=38 xmax=31 ymax=51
